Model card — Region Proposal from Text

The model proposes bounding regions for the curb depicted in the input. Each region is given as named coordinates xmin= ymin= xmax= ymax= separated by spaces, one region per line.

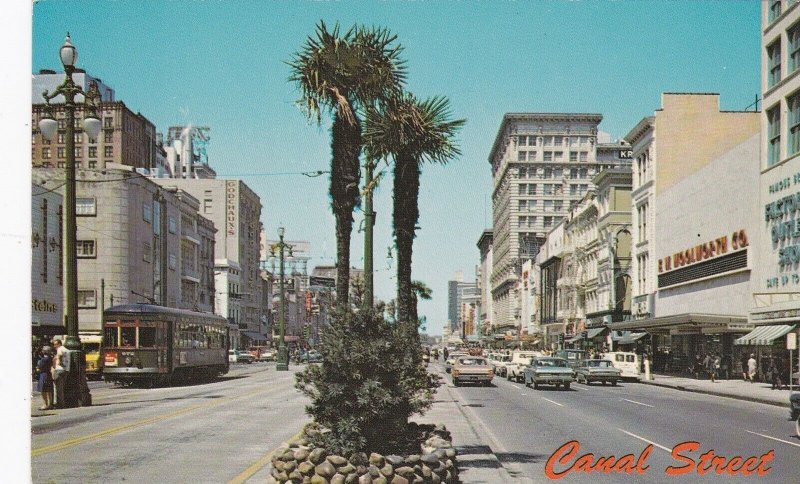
xmin=637 ymin=379 xmax=790 ymax=408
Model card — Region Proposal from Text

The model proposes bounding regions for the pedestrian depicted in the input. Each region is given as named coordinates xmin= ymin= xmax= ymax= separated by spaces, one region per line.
xmin=51 ymin=339 xmax=68 ymax=408
xmin=705 ymin=353 xmax=718 ymax=383
xmin=747 ymin=353 xmax=757 ymax=383
xmin=770 ymin=358 xmax=783 ymax=390
xmin=35 ymin=346 xmax=54 ymax=410
xmin=443 ymin=347 xmax=449 ymax=361
xmin=741 ymin=353 xmax=749 ymax=381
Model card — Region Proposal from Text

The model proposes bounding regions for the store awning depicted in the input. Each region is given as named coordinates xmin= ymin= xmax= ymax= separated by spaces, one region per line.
xmin=242 ymin=331 xmax=268 ymax=342
xmin=567 ymin=327 xmax=606 ymax=343
xmin=608 ymin=313 xmax=747 ymax=332
xmin=734 ymin=325 xmax=795 ymax=346
xmin=611 ymin=331 xmax=648 ymax=345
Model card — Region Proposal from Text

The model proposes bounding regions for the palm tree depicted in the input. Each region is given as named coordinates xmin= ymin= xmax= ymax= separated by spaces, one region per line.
xmin=288 ymin=21 xmax=406 ymax=309
xmin=365 ymin=93 xmax=465 ymax=328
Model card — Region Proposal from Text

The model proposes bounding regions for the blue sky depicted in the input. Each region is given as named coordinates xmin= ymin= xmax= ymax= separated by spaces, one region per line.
xmin=28 ymin=0 xmax=761 ymax=337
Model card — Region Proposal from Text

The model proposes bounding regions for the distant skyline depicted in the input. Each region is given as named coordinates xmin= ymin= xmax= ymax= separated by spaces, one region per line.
xmin=27 ymin=0 xmax=761 ymax=336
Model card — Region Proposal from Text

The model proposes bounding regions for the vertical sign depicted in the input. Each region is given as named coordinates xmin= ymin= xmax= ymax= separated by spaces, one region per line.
xmin=226 ymin=181 xmax=237 ymax=236
xmin=789 ymin=332 xmax=797 ymax=392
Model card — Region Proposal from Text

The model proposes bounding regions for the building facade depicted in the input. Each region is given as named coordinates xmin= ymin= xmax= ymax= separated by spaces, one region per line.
xmin=476 ymin=230 xmax=493 ymax=340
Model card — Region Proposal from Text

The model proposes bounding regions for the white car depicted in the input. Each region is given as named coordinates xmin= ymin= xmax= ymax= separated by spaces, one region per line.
xmin=507 ymin=351 xmax=543 ymax=383
xmin=445 ymin=352 xmax=468 ymax=373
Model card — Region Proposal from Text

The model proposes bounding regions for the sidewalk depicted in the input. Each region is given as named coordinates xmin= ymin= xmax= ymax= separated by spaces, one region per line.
xmin=639 ymin=373 xmax=797 ymax=407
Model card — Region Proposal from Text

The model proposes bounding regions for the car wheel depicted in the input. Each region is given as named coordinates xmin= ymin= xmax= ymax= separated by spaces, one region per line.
xmin=507 ymin=373 xmax=512 ymax=381
xmin=601 ymin=380 xmax=606 ymax=385
xmin=517 ymin=375 xmax=523 ymax=383
xmin=533 ymin=382 xmax=539 ymax=390
xmin=564 ymin=382 xmax=570 ymax=390
xmin=555 ymin=383 xmax=561 ymax=389
xmin=525 ymin=378 xmax=531 ymax=388
xmin=612 ymin=380 xmax=618 ymax=386
xmin=796 ymin=417 xmax=800 ymax=438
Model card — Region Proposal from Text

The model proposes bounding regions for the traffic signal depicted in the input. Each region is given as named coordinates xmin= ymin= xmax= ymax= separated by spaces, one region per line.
xmin=558 ymin=334 xmax=565 ymax=345
xmin=303 ymin=324 xmax=311 ymax=341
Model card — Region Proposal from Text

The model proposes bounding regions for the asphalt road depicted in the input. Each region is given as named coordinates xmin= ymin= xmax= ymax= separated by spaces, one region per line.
xmin=434 ymin=362 xmax=799 ymax=484
xmin=31 ymin=362 xmax=309 ymax=484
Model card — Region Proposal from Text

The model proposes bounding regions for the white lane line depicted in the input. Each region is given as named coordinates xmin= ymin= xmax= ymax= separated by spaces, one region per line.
xmin=541 ymin=397 xmax=563 ymax=407
xmin=745 ymin=430 xmax=800 ymax=448
xmin=622 ymin=398 xmax=654 ymax=408
xmin=618 ymin=429 xmax=672 ymax=453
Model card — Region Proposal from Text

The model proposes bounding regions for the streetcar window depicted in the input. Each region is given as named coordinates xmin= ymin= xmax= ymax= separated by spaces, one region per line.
xmin=104 ymin=326 xmax=118 ymax=347
xmin=139 ymin=327 xmax=156 ymax=348
xmin=121 ymin=327 xmax=136 ymax=347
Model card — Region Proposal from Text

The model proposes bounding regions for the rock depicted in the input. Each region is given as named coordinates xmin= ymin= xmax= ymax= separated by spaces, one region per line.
xmin=344 ymin=473 xmax=358 ymax=484
xmin=349 ymin=453 xmax=369 ymax=466
xmin=394 ymin=466 xmax=415 ymax=478
xmin=310 ymin=448 xmax=328 ymax=464
xmin=316 ymin=461 xmax=337 ymax=478
xmin=273 ymin=470 xmax=289 ymax=482
xmin=404 ymin=455 xmax=420 ymax=466
xmin=430 ymin=473 xmax=441 ymax=484
xmin=266 ymin=477 xmax=279 ymax=484
xmin=412 ymin=477 xmax=424 ymax=484
xmin=420 ymin=454 xmax=439 ymax=465
xmin=385 ymin=455 xmax=404 ymax=467
xmin=445 ymin=459 xmax=454 ymax=470
xmin=336 ymin=463 xmax=355 ymax=475
xmin=284 ymin=460 xmax=297 ymax=473
xmin=355 ymin=465 xmax=368 ymax=476
xmin=273 ymin=460 xmax=286 ymax=472
xmin=328 ymin=455 xmax=348 ymax=466
xmin=421 ymin=446 xmax=435 ymax=455
xmin=369 ymin=453 xmax=385 ymax=467
xmin=303 ymin=477 xmax=312 ymax=484
xmin=295 ymin=448 xmax=311 ymax=461
xmin=283 ymin=449 xmax=298 ymax=461
xmin=297 ymin=437 xmax=310 ymax=446
xmin=444 ymin=448 xmax=456 ymax=459
xmin=357 ymin=474 xmax=372 ymax=484
xmin=330 ymin=474 xmax=345 ymax=484
xmin=421 ymin=466 xmax=432 ymax=478
xmin=372 ymin=477 xmax=387 ymax=484
xmin=310 ymin=475 xmax=329 ymax=484
xmin=298 ymin=461 xmax=315 ymax=475
xmin=288 ymin=470 xmax=303 ymax=481
xmin=379 ymin=464 xmax=394 ymax=477
xmin=390 ymin=475 xmax=409 ymax=484
xmin=434 ymin=449 xmax=446 ymax=460
xmin=444 ymin=471 xmax=452 ymax=483
xmin=368 ymin=465 xmax=380 ymax=477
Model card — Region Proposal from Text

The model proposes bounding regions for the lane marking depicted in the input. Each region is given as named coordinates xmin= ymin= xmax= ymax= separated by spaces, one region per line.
xmin=745 ymin=430 xmax=800 ymax=448
xmin=622 ymin=398 xmax=654 ymax=408
xmin=541 ymin=397 xmax=563 ymax=407
xmin=228 ymin=427 xmax=306 ymax=484
xmin=618 ymin=429 xmax=671 ymax=452
xmin=32 ymin=388 xmax=265 ymax=457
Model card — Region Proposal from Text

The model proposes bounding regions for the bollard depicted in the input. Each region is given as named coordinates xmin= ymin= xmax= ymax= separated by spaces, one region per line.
xmin=644 ymin=357 xmax=652 ymax=381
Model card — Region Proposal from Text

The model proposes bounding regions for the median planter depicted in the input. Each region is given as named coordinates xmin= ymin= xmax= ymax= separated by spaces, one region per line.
xmin=269 ymin=423 xmax=458 ymax=484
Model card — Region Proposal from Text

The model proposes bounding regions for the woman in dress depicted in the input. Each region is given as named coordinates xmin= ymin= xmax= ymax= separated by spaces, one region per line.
xmin=36 ymin=346 xmax=54 ymax=410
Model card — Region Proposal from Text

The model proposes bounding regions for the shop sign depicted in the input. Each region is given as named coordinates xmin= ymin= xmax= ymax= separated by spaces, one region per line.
xmin=669 ymin=327 xmax=701 ymax=336
xmin=32 ymin=299 xmax=58 ymax=313
xmin=658 ymin=229 xmax=747 ymax=274
xmin=788 ymin=332 xmax=797 ymax=350
xmin=226 ymin=181 xmax=237 ymax=236
xmin=762 ymin=170 xmax=800 ymax=289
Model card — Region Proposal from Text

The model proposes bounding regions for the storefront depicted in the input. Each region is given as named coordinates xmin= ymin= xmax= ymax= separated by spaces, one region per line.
xmin=733 ymin=324 xmax=797 ymax=383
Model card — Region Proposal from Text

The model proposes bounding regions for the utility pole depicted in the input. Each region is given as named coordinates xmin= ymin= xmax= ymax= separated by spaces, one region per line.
xmin=363 ymin=159 xmax=375 ymax=309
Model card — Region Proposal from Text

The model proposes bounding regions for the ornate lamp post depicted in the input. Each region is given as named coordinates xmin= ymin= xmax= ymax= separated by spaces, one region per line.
xmin=270 ymin=226 xmax=293 ymax=371
xmin=38 ymin=34 xmax=102 ymax=407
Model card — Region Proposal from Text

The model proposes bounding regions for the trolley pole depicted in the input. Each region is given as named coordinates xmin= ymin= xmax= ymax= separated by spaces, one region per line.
xmin=273 ymin=226 xmax=292 ymax=371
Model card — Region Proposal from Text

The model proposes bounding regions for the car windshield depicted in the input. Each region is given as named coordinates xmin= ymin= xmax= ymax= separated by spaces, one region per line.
xmin=585 ymin=360 xmax=612 ymax=368
xmin=458 ymin=358 xmax=487 ymax=366
xmin=499 ymin=355 xmax=511 ymax=362
xmin=537 ymin=359 xmax=568 ymax=367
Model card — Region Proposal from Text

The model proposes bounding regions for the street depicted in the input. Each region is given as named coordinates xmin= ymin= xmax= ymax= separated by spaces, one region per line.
xmin=31 ymin=362 xmax=309 ymax=484
xmin=430 ymin=362 xmax=799 ymax=483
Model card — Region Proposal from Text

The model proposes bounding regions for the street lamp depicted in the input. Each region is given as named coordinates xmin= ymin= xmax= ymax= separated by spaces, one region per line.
xmin=270 ymin=226 xmax=293 ymax=371
xmin=38 ymin=33 xmax=101 ymax=407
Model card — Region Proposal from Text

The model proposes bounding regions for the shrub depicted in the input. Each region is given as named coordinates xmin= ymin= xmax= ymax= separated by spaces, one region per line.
xmin=295 ymin=308 xmax=439 ymax=455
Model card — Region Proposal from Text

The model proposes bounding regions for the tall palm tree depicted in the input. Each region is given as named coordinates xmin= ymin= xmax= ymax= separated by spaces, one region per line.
xmin=365 ymin=93 xmax=465 ymax=328
xmin=288 ymin=21 xmax=405 ymax=309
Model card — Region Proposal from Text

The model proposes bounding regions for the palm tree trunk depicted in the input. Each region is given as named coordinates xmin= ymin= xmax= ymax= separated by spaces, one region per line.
xmin=330 ymin=112 xmax=362 ymax=309
xmin=393 ymin=152 xmax=420 ymax=329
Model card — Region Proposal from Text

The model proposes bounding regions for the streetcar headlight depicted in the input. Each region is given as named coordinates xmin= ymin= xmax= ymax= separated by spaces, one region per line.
xmin=124 ymin=356 xmax=133 ymax=366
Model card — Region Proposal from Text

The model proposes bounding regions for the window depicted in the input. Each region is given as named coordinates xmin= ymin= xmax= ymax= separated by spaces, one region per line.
xmin=57 ymin=133 xmax=65 ymax=144
xmin=769 ymin=0 xmax=782 ymax=22
xmin=518 ymin=200 xmax=527 ymax=211
xmin=169 ymin=254 xmax=177 ymax=270
xmin=88 ymin=160 xmax=96 ymax=169
xmin=518 ymin=167 xmax=527 ymax=178
xmin=768 ymin=105 xmax=782 ymax=166
xmin=104 ymin=131 xmax=113 ymax=143
xmin=570 ymin=184 xmax=578 ymax=195
xmin=77 ymin=290 xmax=97 ymax=308
xmin=553 ymin=168 xmax=563 ymax=178
xmin=543 ymin=151 xmax=553 ymax=162
xmin=790 ymin=92 xmax=800 ymax=156
xmin=544 ymin=136 xmax=554 ymax=146
xmin=519 ymin=184 xmax=527 ymax=196
xmin=569 ymin=152 xmax=578 ymax=162
xmin=76 ymin=240 xmax=96 ymax=258
xmin=57 ymin=161 xmax=65 ymax=169
xmin=527 ymin=184 xmax=536 ymax=195
xmin=579 ymin=151 xmax=588 ymax=162
xmin=544 ymin=216 xmax=553 ymax=227
xmin=143 ymin=203 xmax=152 ymax=223
xmin=791 ymin=24 xmax=800 ymax=73
xmin=553 ymin=151 xmax=564 ymax=162
xmin=104 ymin=116 xmax=113 ymax=128
xmin=554 ymin=201 xmax=563 ymax=212
xmin=579 ymin=168 xmax=588 ymax=178
xmin=88 ymin=146 xmax=97 ymax=158
xmin=168 ymin=217 xmax=177 ymax=234
xmin=544 ymin=200 xmax=553 ymax=211
xmin=518 ymin=150 xmax=526 ymax=161
xmin=768 ymin=40 xmax=782 ymax=87
xmin=41 ymin=147 xmax=51 ymax=159
xmin=76 ymin=198 xmax=96 ymax=216
xmin=570 ymin=168 xmax=578 ymax=179
xmin=544 ymin=184 xmax=553 ymax=195
xmin=58 ymin=119 xmax=65 ymax=129
xmin=74 ymin=132 xmax=82 ymax=143
xmin=104 ymin=146 xmax=113 ymax=157
xmin=143 ymin=242 xmax=152 ymax=263
xmin=543 ymin=167 xmax=553 ymax=178
xmin=518 ymin=135 xmax=528 ymax=147
xmin=74 ymin=147 xmax=81 ymax=158
xmin=554 ymin=136 xmax=563 ymax=146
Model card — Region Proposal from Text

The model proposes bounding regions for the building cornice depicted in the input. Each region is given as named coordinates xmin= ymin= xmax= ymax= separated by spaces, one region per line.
xmin=624 ymin=116 xmax=654 ymax=145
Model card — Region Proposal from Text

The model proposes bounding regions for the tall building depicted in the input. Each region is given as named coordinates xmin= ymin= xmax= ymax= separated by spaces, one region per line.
xmin=32 ymin=71 xmax=158 ymax=172
xmin=162 ymin=125 xmax=217 ymax=179
xmin=153 ymin=178 xmax=264 ymax=344
xmin=32 ymin=167 xmax=217 ymax=334
xmin=488 ymin=113 xmax=629 ymax=331
xmin=31 ymin=183 xmax=64 ymax=339
xmin=751 ymin=2 xmax=800 ymax=352
xmin=476 ymin=230 xmax=493 ymax=338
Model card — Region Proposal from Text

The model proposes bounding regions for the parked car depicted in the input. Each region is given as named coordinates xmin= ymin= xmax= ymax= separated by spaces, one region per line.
xmin=299 ymin=350 xmax=322 ymax=363
xmin=229 ymin=349 xmax=254 ymax=364
xmin=491 ymin=354 xmax=512 ymax=377
xmin=604 ymin=351 xmax=641 ymax=380
xmin=790 ymin=392 xmax=800 ymax=438
xmin=574 ymin=359 xmax=622 ymax=385
xmin=524 ymin=357 xmax=574 ymax=390
xmin=258 ymin=348 xmax=276 ymax=362
xmin=445 ymin=352 xmax=468 ymax=373
xmin=452 ymin=356 xmax=494 ymax=386
xmin=507 ymin=351 xmax=543 ymax=383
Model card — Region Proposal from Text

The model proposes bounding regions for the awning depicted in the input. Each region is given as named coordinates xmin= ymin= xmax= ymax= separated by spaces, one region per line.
xmin=608 ymin=313 xmax=747 ymax=332
xmin=612 ymin=331 xmax=648 ymax=345
xmin=242 ymin=331 xmax=268 ymax=342
xmin=567 ymin=327 xmax=606 ymax=343
xmin=734 ymin=325 xmax=795 ymax=346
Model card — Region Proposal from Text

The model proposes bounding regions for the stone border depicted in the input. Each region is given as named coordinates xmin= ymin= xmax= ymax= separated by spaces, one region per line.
xmin=269 ymin=425 xmax=458 ymax=484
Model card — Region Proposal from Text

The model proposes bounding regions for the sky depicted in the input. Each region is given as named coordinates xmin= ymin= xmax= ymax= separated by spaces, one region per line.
xmin=24 ymin=0 xmax=762 ymax=337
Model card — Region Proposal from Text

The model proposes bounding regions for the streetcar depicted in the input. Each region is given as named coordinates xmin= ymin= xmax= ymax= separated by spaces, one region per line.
xmin=102 ymin=304 xmax=230 ymax=386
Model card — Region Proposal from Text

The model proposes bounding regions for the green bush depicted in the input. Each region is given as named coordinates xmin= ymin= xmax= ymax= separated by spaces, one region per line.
xmin=295 ymin=308 xmax=439 ymax=455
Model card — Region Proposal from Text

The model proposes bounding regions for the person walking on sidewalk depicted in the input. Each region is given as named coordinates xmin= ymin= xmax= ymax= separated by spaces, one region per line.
xmin=35 ymin=346 xmax=54 ymax=410
xmin=747 ymin=353 xmax=757 ymax=383
xmin=769 ymin=357 xmax=783 ymax=390
xmin=704 ymin=353 xmax=716 ymax=383
xmin=51 ymin=339 xmax=68 ymax=408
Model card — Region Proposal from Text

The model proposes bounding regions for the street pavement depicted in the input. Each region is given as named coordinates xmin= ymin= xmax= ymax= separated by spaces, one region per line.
xmin=640 ymin=373 xmax=796 ymax=407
